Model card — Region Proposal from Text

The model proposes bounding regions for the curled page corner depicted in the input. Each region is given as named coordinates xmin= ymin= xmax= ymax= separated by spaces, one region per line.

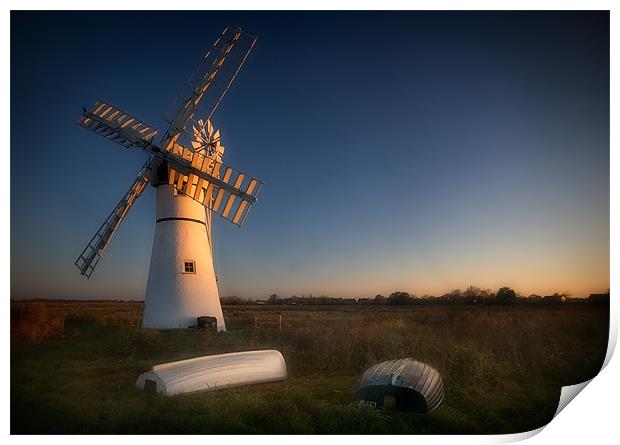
xmin=554 ymin=379 xmax=593 ymax=418
xmin=495 ymin=425 xmax=545 ymax=443
xmin=491 ymin=380 xmax=594 ymax=443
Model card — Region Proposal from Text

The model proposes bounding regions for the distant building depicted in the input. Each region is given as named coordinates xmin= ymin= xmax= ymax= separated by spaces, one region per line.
xmin=543 ymin=295 xmax=563 ymax=304
xmin=588 ymin=293 xmax=610 ymax=306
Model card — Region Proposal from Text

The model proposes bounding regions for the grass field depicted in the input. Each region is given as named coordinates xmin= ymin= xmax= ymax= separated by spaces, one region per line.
xmin=11 ymin=301 xmax=609 ymax=434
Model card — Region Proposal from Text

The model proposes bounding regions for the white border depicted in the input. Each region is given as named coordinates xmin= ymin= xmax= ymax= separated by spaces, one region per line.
xmin=3 ymin=1 xmax=616 ymax=443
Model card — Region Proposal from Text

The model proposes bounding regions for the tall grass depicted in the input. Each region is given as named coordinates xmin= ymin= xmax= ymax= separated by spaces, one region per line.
xmin=11 ymin=302 xmax=64 ymax=342
xmin=11 ymin=302 xmax=609 ymax=434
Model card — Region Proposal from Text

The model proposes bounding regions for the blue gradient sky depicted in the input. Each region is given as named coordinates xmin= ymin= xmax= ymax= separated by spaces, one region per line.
xmin=11 ymin=11 xmax=609 ymax=299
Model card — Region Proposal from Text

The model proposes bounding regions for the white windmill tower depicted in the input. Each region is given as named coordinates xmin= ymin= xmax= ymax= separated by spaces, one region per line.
xmin=74 ymin=27 xmax=261 ymax=331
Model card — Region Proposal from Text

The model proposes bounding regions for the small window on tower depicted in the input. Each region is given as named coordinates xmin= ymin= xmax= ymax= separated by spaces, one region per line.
xmin=183 ymin=260 xmax=196 ymax=274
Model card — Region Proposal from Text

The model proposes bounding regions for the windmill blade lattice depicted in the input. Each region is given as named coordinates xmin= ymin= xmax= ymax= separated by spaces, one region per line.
xmin=75 ymin=159 xmax=152 ymax=278
xmin=78 ymin=100 xmax=263 ymax=230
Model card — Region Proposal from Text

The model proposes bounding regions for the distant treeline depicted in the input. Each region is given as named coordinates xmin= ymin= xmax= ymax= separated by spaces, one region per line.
xmin=222 ymin=287 xmax=610 ymax=306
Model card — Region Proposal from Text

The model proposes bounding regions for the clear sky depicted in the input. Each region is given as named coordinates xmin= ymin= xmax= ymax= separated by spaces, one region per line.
xmin=10 ymin=11 xmax=609 ymax=300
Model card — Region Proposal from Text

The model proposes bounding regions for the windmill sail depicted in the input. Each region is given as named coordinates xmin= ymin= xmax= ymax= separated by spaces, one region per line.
xmin=78 ymin=102 xmax=263 ymax=227
xmin=75 ymin=160 xmax=151 ymax=278
xmin=167 ymin=160 xmax=262 ymax=226
xmin=162 ymin=27 xmax=256 ymax=150
xmin=80 ymin=102 xmax=158 ymax=148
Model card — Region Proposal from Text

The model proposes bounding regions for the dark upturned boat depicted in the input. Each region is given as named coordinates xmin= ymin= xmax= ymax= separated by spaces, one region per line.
xmin=355 ymin=358 xmax=444 ymax=414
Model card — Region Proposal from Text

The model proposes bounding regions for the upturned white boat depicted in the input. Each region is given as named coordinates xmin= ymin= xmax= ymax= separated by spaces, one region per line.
xmin=136 ymin=349 xmax=287 ymax=396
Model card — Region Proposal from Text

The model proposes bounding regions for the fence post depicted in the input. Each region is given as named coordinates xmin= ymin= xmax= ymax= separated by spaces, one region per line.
xmin=254 ymin=316 xmax=258 ymax=328
xmin=279 ymin=314 xmax=282 ymax=330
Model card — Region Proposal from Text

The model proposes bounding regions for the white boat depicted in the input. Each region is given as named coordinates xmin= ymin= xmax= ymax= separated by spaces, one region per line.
xmin=136 ymin=349 xmax=287 ymax=396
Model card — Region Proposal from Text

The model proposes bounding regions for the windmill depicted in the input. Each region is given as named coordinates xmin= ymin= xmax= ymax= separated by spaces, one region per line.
xmin=74 ymin=27 xmax=261 ymax=331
